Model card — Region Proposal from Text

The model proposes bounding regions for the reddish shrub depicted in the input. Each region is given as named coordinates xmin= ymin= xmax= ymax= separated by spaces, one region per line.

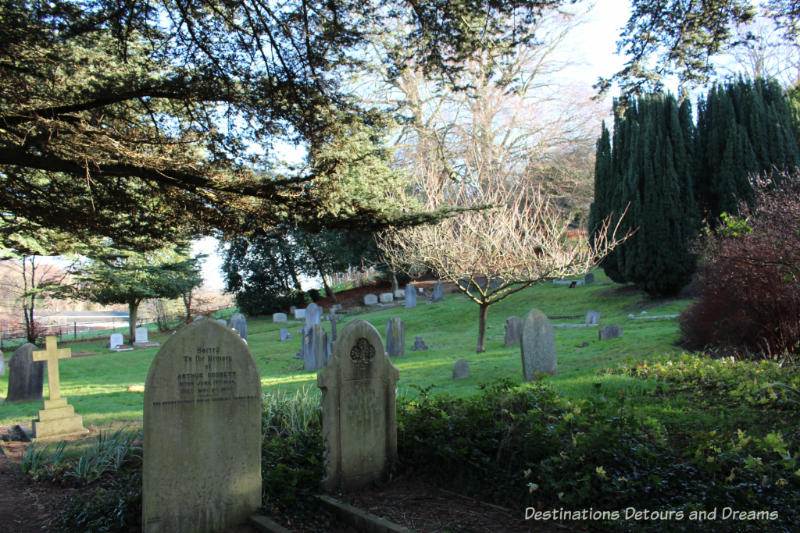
xmin=680 ymin=172 xmax=800 ymax=359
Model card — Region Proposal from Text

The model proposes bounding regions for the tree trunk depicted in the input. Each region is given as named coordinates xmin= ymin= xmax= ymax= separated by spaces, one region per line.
xmin=22 ymin=255 xmax=37 ymax=343
xmin=128 ymin=300 xmax=140 ymax=342
xmin=182 ymin=290 xmax=193 ymax=321
xmin=476 ymin=302 xmax=489 ymax=353
xmin=320 ymin=270 xmax=338 ymax=303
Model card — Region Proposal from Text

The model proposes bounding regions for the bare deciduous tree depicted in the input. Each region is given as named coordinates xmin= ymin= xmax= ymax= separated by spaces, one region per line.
xmin=378 ymin=171 xmax=626 ymax=353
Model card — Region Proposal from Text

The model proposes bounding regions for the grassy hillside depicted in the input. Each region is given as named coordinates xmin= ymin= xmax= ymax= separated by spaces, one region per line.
xmin=0 ymin=271 xmax=691 ymax=427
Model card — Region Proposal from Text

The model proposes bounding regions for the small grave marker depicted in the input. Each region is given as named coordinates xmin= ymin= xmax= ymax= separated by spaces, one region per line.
xmin=279 ymin=328 xmax=291 ymax=341
xmin=230 ymin=312 xmax=248 ymax=341
xmin=363 ymin=294 xmax=378 ymax=306
xmin=432 ymin=281 xmax=443 ymax=302
xmin=585 ymin=310 xmax=601 ymax=325
xmin=452 ymin=358 xmax=470 ymax=381
xmin=599 ymin=326 xmax=622 ymax=340
xmin=404 ymin=284 xmax=417 ymax=309
xmin=110 ymin=333 xmax=124 ymax=350
xmin=503 ymin=316 xmax=522 ymax=347
xmin=385 ymin=317 xmax=405 ymax=358
xmin=411 ymin=336 xmax=429 ymax=351
xmin=273 ymin=312 xmax=288 ymax=323
xmin=379 ymin=292 xmax=394 ymax=304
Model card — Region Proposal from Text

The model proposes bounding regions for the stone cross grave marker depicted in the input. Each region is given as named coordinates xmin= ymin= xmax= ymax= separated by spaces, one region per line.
xmin=432 ymin=281 xmax=443 ymax=302
xmin=452 ymin=358 xmax=470 ymax=381
xmin=404 ymin=284 xmax=417 ymax=309
xmin=5 ymin=343 xmax=44 ymax=403
xmin=503 ymin=316 xmax=522 ymax=347
xmin=143 ymin=319 xmax=261 ymax=533
xmin=520 ymin=309 xmax=557 ymax=381
xmin=363 ymin=294 xmax=378 ymax=306
xmin=385 ymin=317 xmax=405 ymax=358
xmin=318 ymin=319 xmax=399 ymax=492
xmin=230 ymin=312 xmax=248 ymax=341
xmin=31 ymin=336 xmax=87 ymax=439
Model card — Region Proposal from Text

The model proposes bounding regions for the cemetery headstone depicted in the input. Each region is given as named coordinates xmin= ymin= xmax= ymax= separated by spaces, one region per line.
xmin=0 ymin=355 xmax=4 ymax=377
xmin=583 ymin=272 xmax=595 ymax=284
xmin=404 ymin=284 xmax=417 ymax=309
xmin=432 ymin=281 xmax=443 ymax=302
xmin=279 ymin=328 xmax=291 ymax=342
xmin=110 ymin=333 xmax=124 ymax=350
xmin=304 ymin=324 xmax=329 ymax=371
xmin=520 ymin=309 xmax=557 ymax=381
xmin=393 ymin=290 xmax=405 ymax=300
xmin=31 ymin=337 xmax=88 ymax=439
xmin=599 ymin=326 xmax=622 ymax=340
xmin=585 ymin=310 xmax=601 ymax=325
xmin=134 ymin=327 xmax=160 ymax=348
xmin=294 ymin=308 xmax=306 ymax=320
xmin=230 ymin=312 xmax=248 ymax=341
xmin=385 ymin=317 xmax=405 ymax=358
xmin=379 ymin=292 xmax=394 ymax=304
xmin=272 ymin=312 xmax=288 ymax=323
xmin=411 ymin=336 xmax=429 ymax=351
xmin=317 ymin=320 xmax=399 ymax=491
xmin=503 ymin=316 xmax=522 ymax=347
xmin=216 ymin=318 xmax=228 ymax=326
xmin=143 ymin=319 xmax=261 ymax=533
xmin=452 ymin=358 xmax=470 ymax=381
xmin=5 ymin=343 xmax=44 ymax=403
xmin=305 ymin=303 xmax=322 ymax=327
xmin=363 ymin=294 xmax=378 ymax=306
xmin=329 ymin=314 xmax=338 ymax=342
xmin=290 ymin=305 xmax=297 ymax=313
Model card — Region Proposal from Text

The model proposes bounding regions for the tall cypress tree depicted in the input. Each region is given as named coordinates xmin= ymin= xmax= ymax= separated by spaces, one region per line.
xmin=695 ymin=78 xmax=800 ymax=223
xmin=591 ymin=94 xmax=698 ymax=296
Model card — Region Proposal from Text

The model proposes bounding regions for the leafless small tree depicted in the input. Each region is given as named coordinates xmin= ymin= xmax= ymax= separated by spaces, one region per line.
xmin=378 ymin=170 xmax=627 ymax=353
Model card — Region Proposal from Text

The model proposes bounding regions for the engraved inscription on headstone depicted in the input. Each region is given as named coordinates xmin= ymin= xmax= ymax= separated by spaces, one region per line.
xmin=143 ymin=320 xmax=261 ymax=533
xmin=318 ymin=320 xmax=399 ymax=492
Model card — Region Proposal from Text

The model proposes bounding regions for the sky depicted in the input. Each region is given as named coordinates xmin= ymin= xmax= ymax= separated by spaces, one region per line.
xmin=193 ymin=0 xmax=633 ymax=292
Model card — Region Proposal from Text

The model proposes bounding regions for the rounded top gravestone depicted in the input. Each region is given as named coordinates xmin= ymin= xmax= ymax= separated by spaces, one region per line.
xmin=143 ymin=319 xmax=262 ymax=533
xmin=5 ymin=343 xmax=44 ymax=403
xmin=318 ymin=319 xmax=399 ymax=492
xmin=520 ymin=309 xmax=557 ymax=381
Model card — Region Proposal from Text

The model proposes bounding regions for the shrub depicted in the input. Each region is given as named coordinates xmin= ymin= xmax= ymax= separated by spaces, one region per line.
xmin=680 ymin=172 xmax=800 ymax=358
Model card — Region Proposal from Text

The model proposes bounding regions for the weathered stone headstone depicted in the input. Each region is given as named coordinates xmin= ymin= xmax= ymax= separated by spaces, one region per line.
xmin=379 ymin=292 xmax=394 ymax=304
xmin=404 ymin=284 xmax=417 ymax=309
xmin=393 ymin=290 xmax=405 ymax=300
xmin=109 ymin=333 xmax=124 ymax=349
xmin=230 ymin=312 xmax=248 ymax=341
xmin=294 ymin=308 xmax=306 ymax=320
xmin=585 ymin=310 xmax=601 ymax=325
xmin=452 ymin=358 xmax=470 ymax=381
xmin=5 ymin=343 xmax=44 ymax=403
xmin=304 ymin=324 xmax=329 ymax=371
xmin=216 ymin=318 xmax=228 ymax=326
xmin=143 ymin=319 xmax=261 ymax=533
xmin=503 ymin=316 xmax=522 ymax=347
xmin=363 ymin=294 xmax=378 ymax=306
xmin=432 ymin=281 xmax=443 ymax=302
xmin=289 ymin=305 xmax=297 ymax=313
xmin=385 ymin=318 xmax=405 ymax=358
xmin=329 ymin=314 xmax=338 ymax=342
xmin=520 ymin=309 xmax=557 ymax=381
xmin=598 ymin=326 xmax=622 ymax=340
xmin=411 ymin=336 xmax=429 ymax=351
xmin=318 ymin=320 xmax=399 ymax=492
xmin=272 ymin=312 xmax=288 ymax=323
xmin=279 ymin=328 xmax=291 ymax=342
xmin=31 ymin=337 xmax=88 ymax=439
xmin=583 ymin=272 xmax=595 ymax=284
xmin=305 ymin=303 xmax=322 ymax=327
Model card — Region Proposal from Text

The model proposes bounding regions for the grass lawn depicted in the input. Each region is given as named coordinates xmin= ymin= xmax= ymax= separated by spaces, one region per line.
xmin=0 ymin=271 xmax=690 ymax=428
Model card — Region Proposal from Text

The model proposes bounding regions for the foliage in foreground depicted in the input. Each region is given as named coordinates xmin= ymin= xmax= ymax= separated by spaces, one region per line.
xmin=681 ymin=174 xmax=800 ymax=358
xmin=399 ymin=360 xmax=799 ymax=532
